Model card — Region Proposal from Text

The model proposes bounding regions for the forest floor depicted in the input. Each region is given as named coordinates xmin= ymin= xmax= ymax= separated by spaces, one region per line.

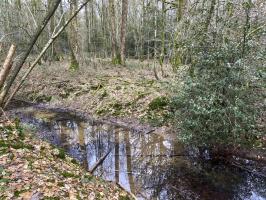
xmin=0 ymin=119 xmax=132 ymax=199
xmin=16 ymin=58 xmax=186 ymax=129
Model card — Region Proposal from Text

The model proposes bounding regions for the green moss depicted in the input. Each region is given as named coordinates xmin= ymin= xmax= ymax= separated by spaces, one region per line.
xmin=113 ymin=102 xmax=123 ymax=110
xmin=47 ymin=179 xmax=55 ymax=183
xmin=119 ymin=195 xmax=131 ymax=200
xmin=112 ymin=54 xmax=122 ymax=65
xmin=0 ymin=178 xmax=10 ymax=183
xmin=148 ymin=96 xmax=169 ymax=110
xmin=81 ymin=174 xmax=93 ymax=183
xmin=57 ymin=182 xmax=64 ymax=187
xmin=100 ymin=90 xmax=108 ymax=99
xmin=96 ymin=108 xmax=109 ymax=115
xmin=61 ymin=171 xmax=78 ymax=178
xmin=69 ymin=56 xmax=79 ymax=71
xmin=71 ymin=159 xmax=79 ymax=165
xmin=43 ymin=197 xmax=60 ymax=200
xmin=0 ymin=140 xmax=33 ymax=150
xmin=14 ymin=189 xmax=28 ymax=197
xmin=56 ymin=148 xmax=66 ymax=159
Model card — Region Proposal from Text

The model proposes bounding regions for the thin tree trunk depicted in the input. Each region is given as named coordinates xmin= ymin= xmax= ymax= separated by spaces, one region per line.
xmin=242 ymin=0 xmax=251 ymax=57
xmin=0 ymin=0 xmax=61 ymax=106
xmin=109 ymin=0 xmax=118 ymax=63
xmin=153 ymin=0 xmax=159 ymax=80
xmin=140 ymin=0 xmax=145 ymax=60
xmin=115 ymin=130 xmax=120 ymax=183
xmin=120 ymin=0 xmax=129 ymax=65
xmin=160 ymin=1 xmax=166 ymax=77
xmin=0 ymin=45 xmax=16 ymax=89
xmin=204 ymin=0 xmax=216 ymax=32
xmin=125 ymin=131 xmax=135 ymax=194
xmin=85 ymin=3 xmax=90 ymax=52
xmin=68 ymin=0 xmax=79 ymax=71
xmin=48 ymin=0 xmax=59 ymax=61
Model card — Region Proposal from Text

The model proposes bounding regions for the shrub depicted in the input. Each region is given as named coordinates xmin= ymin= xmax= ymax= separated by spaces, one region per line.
xmin=172 ymin=43 xmax=262 ymax=148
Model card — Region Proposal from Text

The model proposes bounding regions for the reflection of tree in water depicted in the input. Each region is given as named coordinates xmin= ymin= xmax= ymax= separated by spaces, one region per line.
xmin=43 ymin=116 xmax=266 ymax=200
xmin=54 ymin=120 xmax=87 ymax=163
xmin=125 ymin=131 xmax=135 ymax=194
xmin=115 ymin=128 xmax=120 ymax=183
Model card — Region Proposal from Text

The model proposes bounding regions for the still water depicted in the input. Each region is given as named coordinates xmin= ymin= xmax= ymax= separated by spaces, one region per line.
xmin=11 ymin=106 xmax=266 ymax=200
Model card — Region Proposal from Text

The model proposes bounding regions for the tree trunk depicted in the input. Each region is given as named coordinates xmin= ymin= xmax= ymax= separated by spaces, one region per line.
xmin=85 ymin=3 xmax=90 ymax=52
xmin=153 ymin=0 xmax=159 ymax=80
xmin=125 ymin=131 xmax=135 ymax=194
xmin=68 ymin=0 xmax=79 ymax=71
xmin=48 ymin=0 xmax=59 ymax=61
xmin=242 ymin=0 xmax=251 ymax=57
xmin=120 ymin=0 xmax=129 ymax=65
xmin=109 ymin=0 xmax=118 ymax=63
xmin=0 ymin=45 xmax=16 ymax=89
xmin=160 ymin=1 xmax=166 ymax=77
xmin=115 ymin=130 xmax=120 ymax=183
xmin=204 ymin=0 xmax=216 ymax=32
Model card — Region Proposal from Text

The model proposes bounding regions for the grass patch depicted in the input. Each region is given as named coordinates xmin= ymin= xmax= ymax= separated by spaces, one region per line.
xmin=148 ymin=96 xmax=169 ymax=111
xmin=0 ymin=140 xmax=34 ymax=150
xmin=61 ymin=171 xmax=78 ymax=178
xmin=14 ymin=189 xmax=29 ymax=197
xmin=56 ymin=148 xmax=66 ymax=159
xmin=119 ymin=195 xmax=131 ymax=200
xmin=0 ymin=178 xmax=10 ymax=183
xmin=81 ymin=174 xmax=93 ymax=183
xmin=43 ymin=197 xmax=60 ymax=200
xmin=71 ymin=159 xmax=79 ymax=165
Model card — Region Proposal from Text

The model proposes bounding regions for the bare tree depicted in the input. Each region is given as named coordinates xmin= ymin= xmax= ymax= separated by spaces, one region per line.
xmin=68 ymin=0 xmax=79 ymax=70
xmin=109 ymin=0 xmax=118 ymax=63
xmin=0 ymin=0 xmax=61 ymax=106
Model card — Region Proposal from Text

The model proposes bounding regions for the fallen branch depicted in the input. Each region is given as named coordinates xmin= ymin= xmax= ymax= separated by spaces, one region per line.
xmin=144 ymin=129 xmax=155 ymax=134
xmin=3 ymin=0 xmax=92 ymax=108
xmin=89 ymin=149 xmax=112 ymax=173
xmin=0 ymin=44 xmax=16 ymax=89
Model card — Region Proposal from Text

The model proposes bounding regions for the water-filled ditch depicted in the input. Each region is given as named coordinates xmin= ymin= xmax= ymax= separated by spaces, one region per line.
xmin=9 ymin=105 xmax=266 ymax=200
